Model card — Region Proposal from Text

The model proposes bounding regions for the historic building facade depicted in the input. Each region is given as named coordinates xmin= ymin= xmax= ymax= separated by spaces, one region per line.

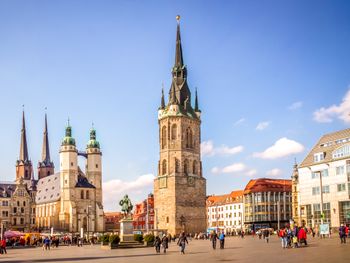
xmin=133 ymin=193 xmax=154 ymax=232
xmin=297 ymin=128 xmax=350 ymax=229
xmin=0 ymin=112 xmax=105 ymax=234
xmin=154 ymin=17 xmax=207 ymax=235
xmin=206 ymin=191 xmax=244 ymax=234
xmin=243 ymin=178 xmax=292 ymax=231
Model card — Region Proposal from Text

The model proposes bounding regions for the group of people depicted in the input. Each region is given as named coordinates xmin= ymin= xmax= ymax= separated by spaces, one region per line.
xmin=209 ymin=231 xmax=226 ymax=249
xmin=153 ymin=232 xmax=189 ymax=255
xmin=338 ymin=224 xmax=349 ymax=244
xmin=278 ymin=225 xmax=307 ymax=249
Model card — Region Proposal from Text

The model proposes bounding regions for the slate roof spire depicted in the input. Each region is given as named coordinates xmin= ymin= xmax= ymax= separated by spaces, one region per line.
xmin=194 ymin=88 xmax=200 ymax=112
xmin=41 ymin=113 xmax=51 ymax=165
xmin=160 ymin=87 xmax=165 ymax=109
xmin=175 ymin=15 xmax=184 ymax=67
xmin=19 ymin=110 xmax=29 ymax=163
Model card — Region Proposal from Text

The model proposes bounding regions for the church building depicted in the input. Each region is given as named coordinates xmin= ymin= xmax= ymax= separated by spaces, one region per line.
xmin=153 ymin=17 xmax=207 ymax=235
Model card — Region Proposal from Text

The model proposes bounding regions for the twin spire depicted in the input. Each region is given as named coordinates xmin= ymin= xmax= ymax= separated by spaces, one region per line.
xmin=160 ymin=16 xmax=200 ymax=114
xmin=19 ymin=111 xmax=29 ymax=163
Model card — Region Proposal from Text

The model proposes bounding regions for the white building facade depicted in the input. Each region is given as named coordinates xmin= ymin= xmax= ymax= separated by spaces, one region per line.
xmin=298 ymin=128 xmax=350 ymax=230
xmin=206 ymin=191 xmax=244 ymax=234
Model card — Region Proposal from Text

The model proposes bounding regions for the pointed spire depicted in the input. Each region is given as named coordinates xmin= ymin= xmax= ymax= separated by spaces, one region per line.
xmin=19 ymin=109 xmax=29 ymax=162
xmin=41 ymin=113 xmax=51 ymax=165
xmin=175 ymin=15 xmax=184 ymax=67
xmin=169 ymin=84 xmax=178 ymax=105
xmin=160 ymin=86 xmax=165 ymax=109
xmin=194 ymin=88 xmax=200 ymax=112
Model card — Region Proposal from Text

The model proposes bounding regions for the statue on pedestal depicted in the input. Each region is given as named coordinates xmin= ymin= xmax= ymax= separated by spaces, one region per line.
xmin=119 ymin=194 xmax=133 ymax=219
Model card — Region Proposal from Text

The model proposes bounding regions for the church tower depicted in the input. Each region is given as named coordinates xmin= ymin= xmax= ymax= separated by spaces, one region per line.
xmin=59 ymin=122 xmax=78 ymax=232
xmin=154 ymin=16 xmax=207 ymax=235
xmin=86 ymin=127 xmax=104 ymax=231
xmin=38 ymin=113 xmax=55 ymax=179
xmin=16 ymin=111 xmax=33 ymax=181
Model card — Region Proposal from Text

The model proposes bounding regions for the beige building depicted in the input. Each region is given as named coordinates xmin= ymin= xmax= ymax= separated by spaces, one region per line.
xmin=297 ymin=128 xmax=350 ymax=229
xmin=154 ymin=18 xmax=207 ymax=235
xmin=0 ymin=112 xmax=105 ymax=234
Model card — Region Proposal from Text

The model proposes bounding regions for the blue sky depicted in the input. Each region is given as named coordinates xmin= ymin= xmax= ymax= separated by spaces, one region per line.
xmin=1 ymin=0 xmax=350 ymax=210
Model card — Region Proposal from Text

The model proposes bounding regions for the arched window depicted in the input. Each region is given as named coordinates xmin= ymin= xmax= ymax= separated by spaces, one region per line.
xmin=161 ymin=126 xmax=167 ymax=149
xmin=171 ymin=124 xmax=177 ymax=140
xmin=81 ymin=190 xmax=84 ymax=199
xmin=162 ymin=160 xmax=167 ymax=175
xmin=193 ymin=160 xmax=197 ymax=175
xmin=86 ymin=190 xmax=89 ymax=199
xmin=47 ymin=171 xmax=50 ymax=176
xmin=186 ymin=128 xmax=193 ymax=148
xmin=184 ymin=159 xmax=189 ymax=174
xmin=25 ymin=170 xmax=28 ymax=178
xmin=175 ymin=158 xmax=180 ymax=173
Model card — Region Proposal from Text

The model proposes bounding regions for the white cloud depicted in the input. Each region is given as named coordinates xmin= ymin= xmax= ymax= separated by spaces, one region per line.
xmin=222 ymin=163 xmax=246 ymax=173
xmin=201 ymin=140 xmax=215 ymax=156
xmin=266 ymin=168 xmax=283 ymax=177
xmin=313 ymin=89 xmax=350 ymax=123
xmin=256 ymin=121 xmax=270 ymax=131
xmin=245 ymin=169 xmax=257 ymax=177
xmin=211 ymin=163 xmax=246 ymax=174
xmin=103 ymin=174 xmax=155 ymax=211
xmin=288 ymin=101 xmax=303 ymax=110
xmin=234 ymin=118 xmax=246 ymax=126
xmin=201 ymin=140 xmax=244 ymax=157
xmin=253 ymin=137 xmax=304 ymax=159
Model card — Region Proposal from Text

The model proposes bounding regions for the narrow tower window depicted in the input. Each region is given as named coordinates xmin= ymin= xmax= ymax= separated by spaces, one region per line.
xmin=162 ymin=160 xmax=167 ymax=175
xmin=175 ymin=158 xmax=180 ymax=173
xmin=161 ymin=126 xmax=167 ymax=149
xmin=193 ymin=160 xmax=197 ymax=175
xmin=86 ymin=190 xmax=89 ymax=199
xmin=171 ymin=124 xmax=177 ymax=140
xmin=81 ymin=190 xmax=84 ymax=199
xmin=186 ymin=128 xmax=193 ymax=148
xmin=184 ymin=159 xmax=189 ymax=174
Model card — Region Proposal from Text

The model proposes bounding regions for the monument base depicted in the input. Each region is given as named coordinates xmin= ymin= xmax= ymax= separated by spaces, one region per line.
xmin=118 ymin=218 xmax=146 ymax=248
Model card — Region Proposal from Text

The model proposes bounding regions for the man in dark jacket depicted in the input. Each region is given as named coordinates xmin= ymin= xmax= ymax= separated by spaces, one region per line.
xmin=339 ymin=224 xmax=346 ymax=244
xmin=210 ymin=231 xmax=218 ymax=249
xmin=161 ymin=234 xmax=169 ymax=253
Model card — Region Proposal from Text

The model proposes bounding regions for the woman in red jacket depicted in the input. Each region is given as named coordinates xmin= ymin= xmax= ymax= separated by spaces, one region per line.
xmin=298 ymin=227 xmax=307 ymax=246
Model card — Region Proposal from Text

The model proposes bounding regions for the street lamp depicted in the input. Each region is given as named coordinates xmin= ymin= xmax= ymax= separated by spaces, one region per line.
xmin=87 ymin=205 xmax=92 ymax=243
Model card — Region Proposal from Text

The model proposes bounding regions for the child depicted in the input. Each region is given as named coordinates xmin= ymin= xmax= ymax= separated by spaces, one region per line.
xmin=292 ymin=236 xmax=298 ymax=248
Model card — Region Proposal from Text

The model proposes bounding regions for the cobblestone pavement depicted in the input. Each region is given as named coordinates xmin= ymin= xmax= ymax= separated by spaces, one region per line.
xmin=1 ymin=235 xmax=349 ymax=263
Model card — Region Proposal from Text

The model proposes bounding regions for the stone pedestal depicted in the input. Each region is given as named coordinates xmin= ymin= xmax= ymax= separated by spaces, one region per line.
xmin=120 ymin=218 xmax=134 ymax=242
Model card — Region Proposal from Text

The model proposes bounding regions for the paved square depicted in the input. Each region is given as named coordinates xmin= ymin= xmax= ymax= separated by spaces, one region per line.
xmin=1 ymin=236 xmax=349 ymax=263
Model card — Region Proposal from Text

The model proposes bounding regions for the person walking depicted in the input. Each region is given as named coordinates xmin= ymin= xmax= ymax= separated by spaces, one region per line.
xmin=219 ymin=231 xmax=225 ymax=249
xmin=278 ymin=228 xmax=287 ymax=249
xmin=161 ymin=234 xmax=169 ymax=253
xmin=339 ymin=224 xmax=346 ymax=244
xmin=177 ymin=232 xmax=188 ymax=254
xmin=210 ymin=231 xmax=218 ymax=249
xmin=264 ymin=229 xmax=270 ymax=243
xmin=298 ymin=227 xmax=307 ymax=246
xmin=153 ymin=236 xmax=161 ymax=254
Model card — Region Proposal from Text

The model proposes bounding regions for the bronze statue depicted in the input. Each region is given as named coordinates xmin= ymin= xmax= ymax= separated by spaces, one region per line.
xmin=119 ymin=194 xmax=133 ymax=218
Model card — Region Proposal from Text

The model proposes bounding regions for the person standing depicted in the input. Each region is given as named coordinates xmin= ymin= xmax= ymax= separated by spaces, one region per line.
xmin=339 ymin=224 xmax=346 ymax=244
xmin=161 ymin=234 xmax=169 ymax=253
xmin=298 ymin=227 xmax=307 ymax=246
xmin=210 ymin=231 xmax=218 ymax=250
xmin=264 ymin=229 xmax=270 ymax=243
xmin=177 ymin=232 xmax=188 ymax=254
xmin=0 ymin=238 xmax=6 ymax=254
xmin=219 ymin=231 xmax=225 ymax=249
xmin=153 ymin=236 xmax=161 ymax=254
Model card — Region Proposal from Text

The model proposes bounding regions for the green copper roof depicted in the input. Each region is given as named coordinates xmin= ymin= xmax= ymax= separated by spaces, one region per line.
xmin=87 ymin=128 xmax=100 ymax=149
xmin=61 ymin=125 xmax=76 ymax=146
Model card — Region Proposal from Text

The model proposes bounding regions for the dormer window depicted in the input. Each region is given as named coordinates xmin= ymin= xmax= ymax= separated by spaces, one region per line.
xmin=314 ymin=152 xmax=325 ymax=163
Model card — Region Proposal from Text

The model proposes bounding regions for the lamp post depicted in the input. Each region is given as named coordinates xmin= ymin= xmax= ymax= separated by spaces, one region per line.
xmin=87 ymin=205 xmax=92 ymax=243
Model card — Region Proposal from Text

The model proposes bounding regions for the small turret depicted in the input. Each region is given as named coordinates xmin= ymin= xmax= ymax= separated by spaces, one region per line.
xmin=61 ymin=121 xmax=76 ymax=146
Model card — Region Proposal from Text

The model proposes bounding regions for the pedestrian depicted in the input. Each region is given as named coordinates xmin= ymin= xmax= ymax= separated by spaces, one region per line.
xmin=161 ymin=234 xmax=169 ymax=253
xmin=298 ymin=227 xmax=307 ymax=246
xmin=177 ymin=232 xmax=188 ymax=254
xmin=0 ymin=238 xmax=6 ymax=254
xmin=153 ymin=236 xmax=161 ymax=254
xmin=219 ymin=231 xmax=225 ymax=249
xmin=264 ymin=229 xmax=270 ymax=243
xmin=210 ymin=231 xmax=218 ymax=249
xmin=43 ymin=236 xmax=50 ymax=250
xmin=339 ymin=224 xmax=346 ymax=244
xmin=278 ymin=228 xmax=287 ymax=249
